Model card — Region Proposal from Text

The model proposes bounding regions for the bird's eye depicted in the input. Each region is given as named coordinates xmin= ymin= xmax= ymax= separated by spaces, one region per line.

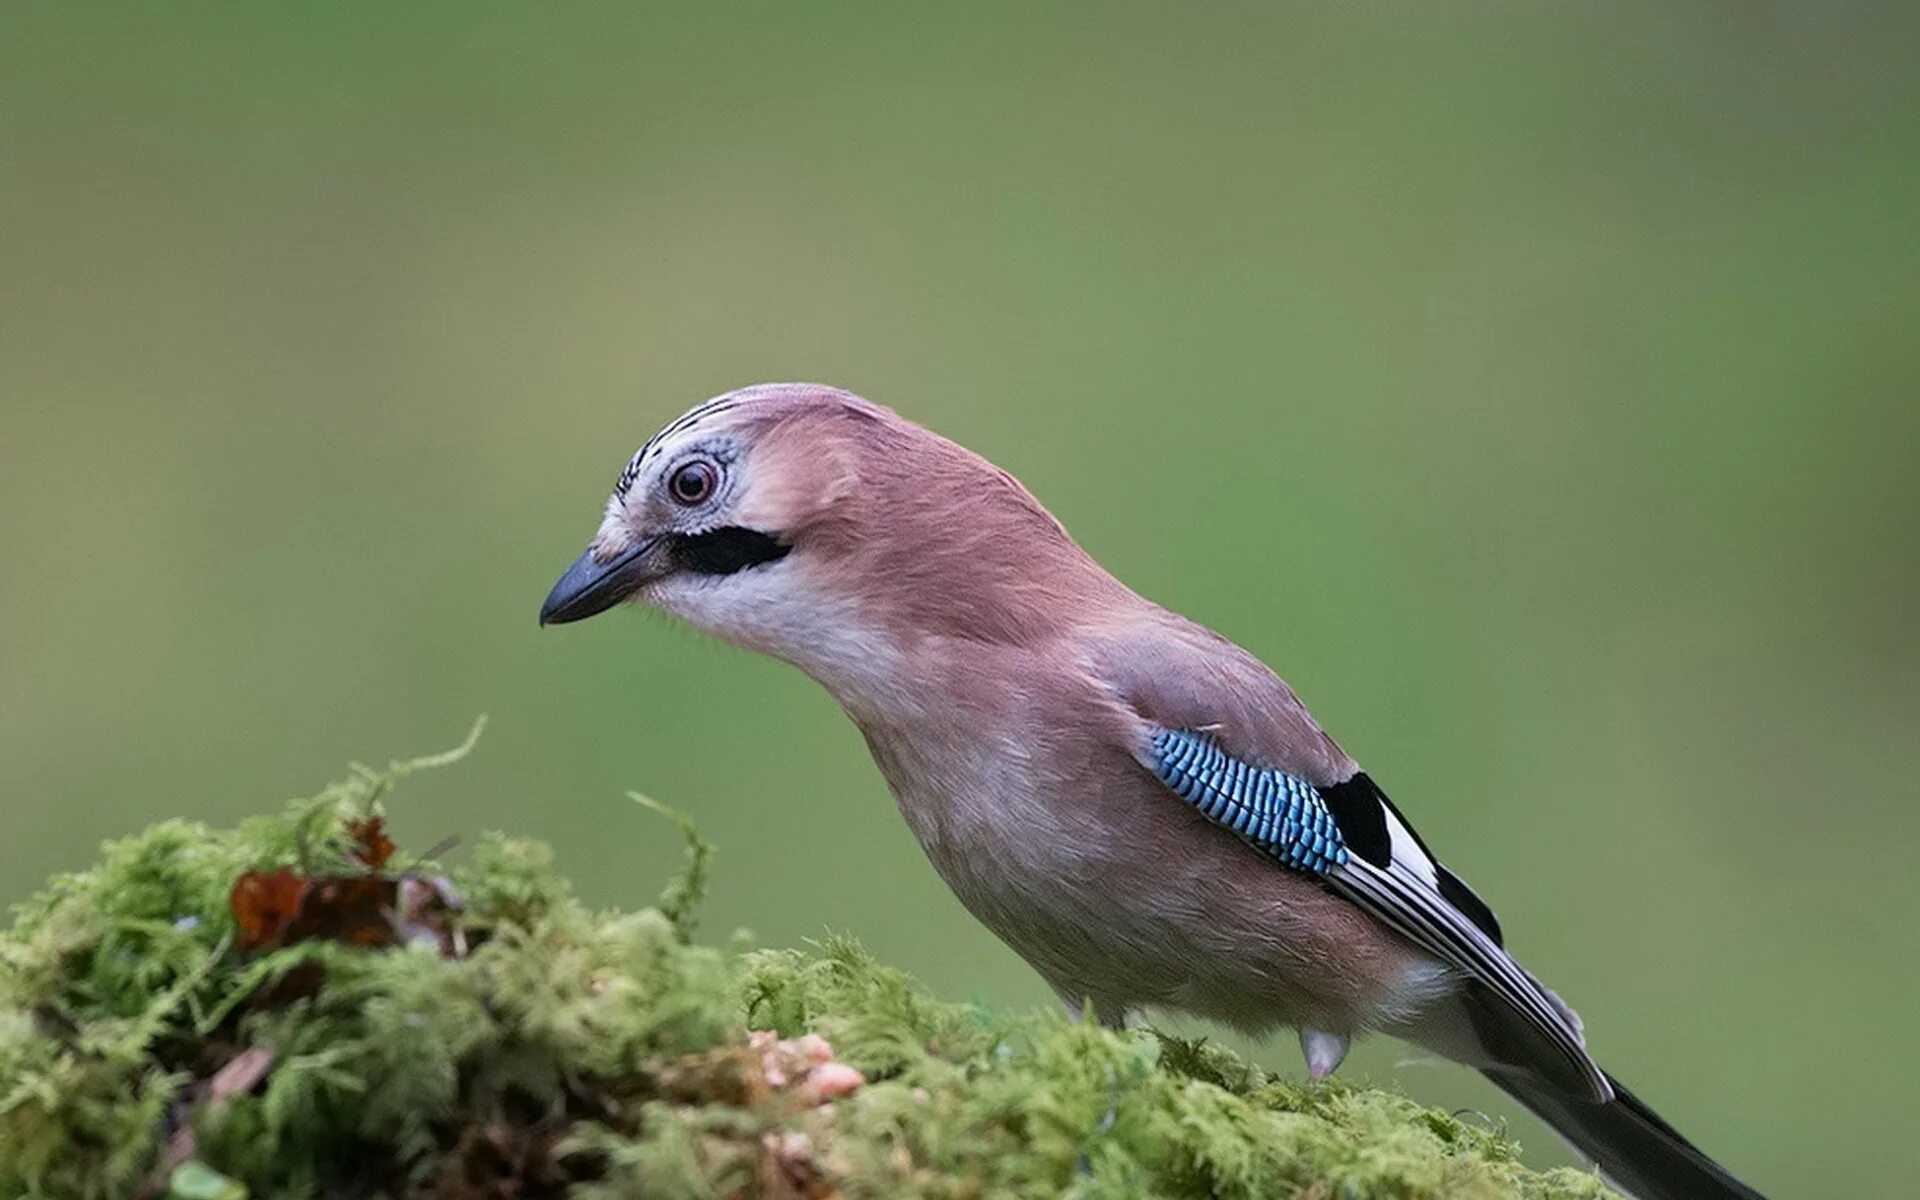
xmin=668 ymin=460 xmax=719 ymax=506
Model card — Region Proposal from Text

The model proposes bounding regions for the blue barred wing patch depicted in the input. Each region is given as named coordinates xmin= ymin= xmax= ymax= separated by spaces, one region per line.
xmin=1149 ymin=729 xmax=1348 ymax=874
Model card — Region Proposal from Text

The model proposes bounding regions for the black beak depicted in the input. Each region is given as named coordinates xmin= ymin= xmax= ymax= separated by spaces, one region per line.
xmin=539 ymin=537 xmax=666 ymax=626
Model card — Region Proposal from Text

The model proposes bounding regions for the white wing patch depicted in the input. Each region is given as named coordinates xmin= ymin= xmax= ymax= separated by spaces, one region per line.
xmin=1145 ymin=731 xmax=1608 ymax=1104
xmin=1382 ymin=804 xmax=1439 ymax=888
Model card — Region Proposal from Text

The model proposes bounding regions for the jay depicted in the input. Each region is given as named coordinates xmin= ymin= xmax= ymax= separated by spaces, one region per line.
xmin=541 ymin=383 xmax=1760 ymax=1200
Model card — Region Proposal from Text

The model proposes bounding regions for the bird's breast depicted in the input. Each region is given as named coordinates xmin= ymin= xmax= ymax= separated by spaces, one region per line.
xmin=851 ymin=703 xmax=1444 ymax=1033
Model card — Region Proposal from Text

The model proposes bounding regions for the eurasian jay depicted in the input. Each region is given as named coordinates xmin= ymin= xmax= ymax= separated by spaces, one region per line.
xmin=541 ymin=383 xmax=1761 ymax=1200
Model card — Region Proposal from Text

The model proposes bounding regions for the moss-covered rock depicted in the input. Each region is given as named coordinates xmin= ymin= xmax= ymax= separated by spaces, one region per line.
xmin=0 ymin=728 xmax=1614 ymax=1199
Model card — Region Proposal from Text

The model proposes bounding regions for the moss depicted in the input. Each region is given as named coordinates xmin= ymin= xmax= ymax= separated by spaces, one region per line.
xmin=0 ymin=730 xmax=1614 ymax=1200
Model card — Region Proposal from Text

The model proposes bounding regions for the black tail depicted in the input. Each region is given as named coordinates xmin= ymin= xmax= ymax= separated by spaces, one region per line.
xmin=1486 ymin=1070 xmax=1763 ymax=1200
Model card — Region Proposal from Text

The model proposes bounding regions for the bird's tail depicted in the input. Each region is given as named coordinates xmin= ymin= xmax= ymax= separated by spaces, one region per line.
xmin=1485 ymin=1068 xmax=1763 ymax=1200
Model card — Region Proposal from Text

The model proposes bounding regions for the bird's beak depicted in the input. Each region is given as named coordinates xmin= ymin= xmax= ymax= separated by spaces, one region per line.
xmin=539 ymin=536 xmax=668 ymax=626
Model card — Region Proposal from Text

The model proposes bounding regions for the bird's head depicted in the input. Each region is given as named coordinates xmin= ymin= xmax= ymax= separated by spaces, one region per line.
xmin=540 ymin=383 xmax=1127 ymax=697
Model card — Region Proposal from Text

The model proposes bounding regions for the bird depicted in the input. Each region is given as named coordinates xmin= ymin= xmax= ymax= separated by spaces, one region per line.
xmin=540 ymin=382 xmax=1762 ymax=1200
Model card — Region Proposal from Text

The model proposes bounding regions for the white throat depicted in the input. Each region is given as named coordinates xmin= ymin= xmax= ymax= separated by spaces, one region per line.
xmin=643 ymin=559 xmax=915 ymax=718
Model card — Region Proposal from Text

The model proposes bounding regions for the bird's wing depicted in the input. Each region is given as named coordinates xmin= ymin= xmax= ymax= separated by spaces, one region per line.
xmin=1090 ymin=617 xmax=1611 ymax=1102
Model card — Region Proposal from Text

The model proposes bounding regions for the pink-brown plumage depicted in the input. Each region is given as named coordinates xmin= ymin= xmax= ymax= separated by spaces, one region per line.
xmin=576 ymin=384 xmax=1436 ymax=1034
xmin=543 ymin=383 xmax=1765 ymax=1200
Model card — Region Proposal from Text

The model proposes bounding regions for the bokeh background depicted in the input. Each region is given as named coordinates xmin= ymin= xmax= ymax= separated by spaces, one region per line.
xmin=4 ymin=5 xmax=1916 ymax=1194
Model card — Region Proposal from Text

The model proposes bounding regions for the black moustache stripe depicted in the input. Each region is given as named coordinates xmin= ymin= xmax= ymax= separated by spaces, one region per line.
xmin=672 ymin=527 xmax=792 ymax=576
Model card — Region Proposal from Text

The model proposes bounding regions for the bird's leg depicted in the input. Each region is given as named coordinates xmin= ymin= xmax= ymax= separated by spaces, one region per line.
xmin=1043 ymin=986 xmax=1134 ymax=1179
xmin=1300 ymin=1028 xmax=1350 ymax=1079
xmin=1051 ymin=984 xmax=1131 ymax=1030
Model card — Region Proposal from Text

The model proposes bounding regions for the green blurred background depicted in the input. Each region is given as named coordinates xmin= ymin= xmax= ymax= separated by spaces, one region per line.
xmin=3 ymin=4 xmax=1916 ymax=1194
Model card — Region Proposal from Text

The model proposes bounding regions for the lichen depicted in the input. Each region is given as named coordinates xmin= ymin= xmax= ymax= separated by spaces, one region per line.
xmin=0 ymin=728 xmax=1614 ymax=1199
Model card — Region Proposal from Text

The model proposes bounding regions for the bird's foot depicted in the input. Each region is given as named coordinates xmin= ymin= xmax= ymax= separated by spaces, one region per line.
xmin=1300 ymin=1028 xmax=1349 ymax=1080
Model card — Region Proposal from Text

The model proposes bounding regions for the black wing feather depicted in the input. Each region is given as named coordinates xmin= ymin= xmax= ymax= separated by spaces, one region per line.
xmin=1147 ymin=730 xmax=1607 ymax=1103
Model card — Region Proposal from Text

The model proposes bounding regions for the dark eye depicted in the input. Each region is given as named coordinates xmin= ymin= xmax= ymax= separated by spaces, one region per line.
xmin=668 ymin=460 xmax=718 ymax=506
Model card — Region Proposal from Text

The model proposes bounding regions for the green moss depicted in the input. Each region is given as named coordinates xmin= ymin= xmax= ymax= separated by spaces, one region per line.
xmin=0 ymin=730 xmax=1614 ymax=1199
